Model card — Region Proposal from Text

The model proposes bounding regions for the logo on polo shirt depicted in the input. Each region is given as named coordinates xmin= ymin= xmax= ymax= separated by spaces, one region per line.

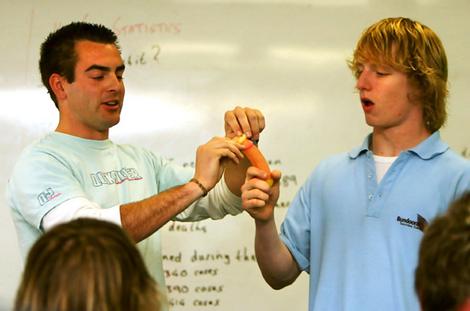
xmin=396 ymin=214 xmax=428 ymax=232
xmin=37 ymin=187 xmax=62 ymax=206
xmin=90 ymin=167 xmax=143 ymax=187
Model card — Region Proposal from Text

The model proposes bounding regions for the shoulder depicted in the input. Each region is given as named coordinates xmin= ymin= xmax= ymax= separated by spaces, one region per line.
xmin=302 ymin=152 xmax=351 ymax=186
xmin=13 ymin=133 xmax=61 ymax=169
xmin=316 ymin=152 xmax=353 ymax=173
xmin=431 ymin=148 xmax=470 ymax=173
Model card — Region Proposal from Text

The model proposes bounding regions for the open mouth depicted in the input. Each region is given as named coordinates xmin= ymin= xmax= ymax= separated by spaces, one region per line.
xmin=103 ymin=100 xmax=119 ymax=106
xmin=361 ymin=98 xmax=374 ymax=107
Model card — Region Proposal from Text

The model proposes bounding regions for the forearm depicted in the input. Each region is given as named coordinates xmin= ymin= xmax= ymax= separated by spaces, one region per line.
xmin=120 ymin=180 xmax=204 ymax=242
xmin=254 ymin=218 xmax=301 ymax=289
xmin=224 ymin=157 xmax=250 ymax=196
xmin=175 ymin=178 xmax=243 ymax=221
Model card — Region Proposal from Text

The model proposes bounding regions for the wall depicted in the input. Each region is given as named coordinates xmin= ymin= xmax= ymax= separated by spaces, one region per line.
xmin=0 ymin=0 xmax=469 ymax=310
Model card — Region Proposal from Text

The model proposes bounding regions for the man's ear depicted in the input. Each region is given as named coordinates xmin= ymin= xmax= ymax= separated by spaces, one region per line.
xmin=49 ymin=73 xmax=68 ymax=101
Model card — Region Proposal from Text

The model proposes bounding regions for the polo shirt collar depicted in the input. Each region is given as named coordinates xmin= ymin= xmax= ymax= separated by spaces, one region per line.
xmin=348 ymin=134 xmax=372 ymax=159
xmin=408 ymin=131 xmax=449 ymax=159
xmin=348 ymin=131 xmax=448 ymax=160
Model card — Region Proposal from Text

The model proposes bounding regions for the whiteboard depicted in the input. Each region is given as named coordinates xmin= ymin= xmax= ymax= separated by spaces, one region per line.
xmin=1 ymin=0 xmax=469 ymax=310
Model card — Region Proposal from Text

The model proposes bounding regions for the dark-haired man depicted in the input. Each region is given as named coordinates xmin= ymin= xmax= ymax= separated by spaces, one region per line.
xmin=8 ymin=22 xmax=263 ymax=294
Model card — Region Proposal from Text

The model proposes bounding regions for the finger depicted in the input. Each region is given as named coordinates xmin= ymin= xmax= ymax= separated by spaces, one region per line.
xmin=212 ymin=143 xmax=242 ymax=165
xmin=270 ymin=169 xmax=282 ymax=182
xmin=211 ymin=139 xmax=244 ymax=162
xmin=226 ymin=140 xmax=244 ymax=159
xmin=222 ymin=149 xmax=241 ymax=165
xmin=248 ymin=188 xmax=270 ymax=202
xmin=223 ymin=138 xmax=246 ymax=162
xmin=224 ymin=108 xmax=243 ymax=137
xmin=242 ymin=182 xmax=272 ymax=205
xmin=232 ymin=106 xmax=252 ymax=138
xmin=242 ymin=188 xmax=270 ymax=206
xmin=206 ymin=137 xmax=243 ymax=155
xmin=246 ymin=109 xmax=265 ymax=140
xmin=241 ymin=179 xmax=269 ymax=196
xmin=243 ymin=198 xmax=268 ymax=210
xmin=246 ymin=166 xmax=270 ymax=181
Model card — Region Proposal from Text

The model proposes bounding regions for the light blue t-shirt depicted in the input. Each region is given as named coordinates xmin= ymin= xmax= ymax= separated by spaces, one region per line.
xmin=280 ymin=132 xmax=470 ymax=311
xmin=7 ymin=132 xmax=241 ymax=290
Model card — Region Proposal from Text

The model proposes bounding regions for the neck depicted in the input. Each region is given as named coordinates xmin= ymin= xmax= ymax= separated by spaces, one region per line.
xmin=56 ymin=123 xmax=109 ymax=140
xmin=371 ymin=126 xmax=431 ymax=156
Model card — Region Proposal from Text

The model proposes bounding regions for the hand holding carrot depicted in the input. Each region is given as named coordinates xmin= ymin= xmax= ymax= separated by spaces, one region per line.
xmin=224 ymin=106 xmax=265 ymax=141
xmin=235 ymin=134 xmax=273 ymax=186
xmin=241 ymin=167 xmax=281 ymax=222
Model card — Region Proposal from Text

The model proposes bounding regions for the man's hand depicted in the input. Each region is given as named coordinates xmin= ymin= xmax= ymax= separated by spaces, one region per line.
xmin=193 ymin=136 xmax=244 ymax=191
xmin=241 ymin=167 xmax=281 ymax=222
xmin=224 ymin=106 xmax=265 ymax=141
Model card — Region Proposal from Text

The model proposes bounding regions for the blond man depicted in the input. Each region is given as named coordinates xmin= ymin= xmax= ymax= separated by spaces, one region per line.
xmin=242 ymin=17 xmax=470 ymax=311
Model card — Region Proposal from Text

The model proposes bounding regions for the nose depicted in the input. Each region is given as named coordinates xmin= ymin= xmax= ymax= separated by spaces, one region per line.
xmin=356 ymin=70 xmax=371 ymax=91
xmin=107 ymin=73 xmax=123 ymax=93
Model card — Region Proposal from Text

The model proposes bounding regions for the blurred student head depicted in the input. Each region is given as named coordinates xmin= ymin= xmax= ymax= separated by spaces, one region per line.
xmin=415 ymin=191 xmax=470 ymax=311
xmin=14 ymin=218 xmax=161 ymax=311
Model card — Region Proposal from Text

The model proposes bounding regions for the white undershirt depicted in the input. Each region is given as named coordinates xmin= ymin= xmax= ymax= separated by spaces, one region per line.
xmin=41 ymin=198 xmax=121 ymax=231
xmin=373 ymin=154 xmax=398 ymax=183
xmin=41 ymin=177 xmax=234 ymax=231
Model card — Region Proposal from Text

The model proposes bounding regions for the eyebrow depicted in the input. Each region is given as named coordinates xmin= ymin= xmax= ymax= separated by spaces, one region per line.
xmin=85 ymin=64 xmax=126 ymax=73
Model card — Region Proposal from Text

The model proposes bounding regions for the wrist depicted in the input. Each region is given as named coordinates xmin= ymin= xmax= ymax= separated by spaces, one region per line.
xmin=254 ymin=215 xmax=276 ymax=228
xmin=189 ymin=178 xmax=208 ymax=197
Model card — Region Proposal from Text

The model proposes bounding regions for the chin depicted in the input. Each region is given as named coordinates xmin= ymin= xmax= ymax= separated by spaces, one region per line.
xmin=364 ymin=117 xmax=375 ymax=127
xmin=105 ymin=118 xmax=121 ymax=129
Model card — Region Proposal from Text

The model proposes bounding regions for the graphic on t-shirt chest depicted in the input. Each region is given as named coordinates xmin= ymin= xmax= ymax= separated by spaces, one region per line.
xmin=90 ymin=167 xmax=143 ymax=186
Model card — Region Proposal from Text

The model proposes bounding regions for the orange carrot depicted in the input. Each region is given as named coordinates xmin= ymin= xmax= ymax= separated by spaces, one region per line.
xmin=236 ymin=135 xmax=273 ymax=186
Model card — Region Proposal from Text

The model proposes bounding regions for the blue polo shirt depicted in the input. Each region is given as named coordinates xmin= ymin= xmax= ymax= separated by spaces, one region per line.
xmin=280 ymin=132 xmax=470 ymax=311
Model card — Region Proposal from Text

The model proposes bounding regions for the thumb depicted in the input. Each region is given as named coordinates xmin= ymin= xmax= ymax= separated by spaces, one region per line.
xmin=270 ymin=170 xmax=282 ymax=184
